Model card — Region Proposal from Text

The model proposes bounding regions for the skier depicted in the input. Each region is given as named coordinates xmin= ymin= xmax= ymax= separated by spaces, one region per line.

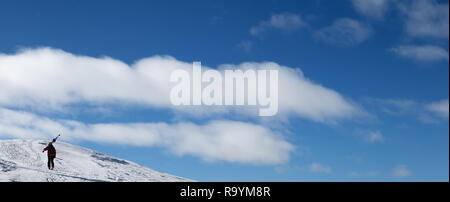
xmin=42 ymin=135 xmax=60 ymax=170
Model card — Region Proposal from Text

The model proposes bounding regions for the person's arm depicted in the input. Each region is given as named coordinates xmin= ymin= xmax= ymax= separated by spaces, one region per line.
xmin=43 ymin=147 xmax=48 ymax=152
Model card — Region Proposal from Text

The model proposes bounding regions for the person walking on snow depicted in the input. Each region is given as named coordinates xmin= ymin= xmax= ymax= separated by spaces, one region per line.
xmin=43 ymin=135 xmax=60 ymax=170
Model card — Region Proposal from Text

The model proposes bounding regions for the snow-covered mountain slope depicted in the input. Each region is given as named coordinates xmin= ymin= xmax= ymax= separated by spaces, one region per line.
xmin=0 ymin=139 xmax=192 ymax=182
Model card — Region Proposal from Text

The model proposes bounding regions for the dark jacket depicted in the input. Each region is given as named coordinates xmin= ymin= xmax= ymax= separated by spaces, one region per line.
xmin=43 ymin=144 xmax=56 ymax=157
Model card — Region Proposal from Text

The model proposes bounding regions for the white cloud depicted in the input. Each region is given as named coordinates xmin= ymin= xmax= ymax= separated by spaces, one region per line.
xmin=351 ymin=0 xmax=391 ymax=19
xmin=398 ymin=0 xmax=449 ymax=39
xmin=0 ymin=48 xmax=175 ymax=109
xmin=219 ymin=62 xmax=363 ymax=122
xmin=0 ymin=47 xmax=362 ymax=122
xmin=308 ymin=162 xmax=332 ymax=174
xmin=367 ymin=98 xmax=419 ymax=115
xmin=427 ymin=99 xmax=449 ymax=119
xmin=393 ymin=165 xmax=412 ymax=177
xmin=390 ymin=45 xmax=449 ymax=61
xmin=366 ymin=131 xmax=384 ymax=143
xmin=250 ymin=13 xmax=306 ymax=36
xmin=348 ymin=171 xmax=360 ymax=177
xmin=355 ymin=129 xmax=384 ymax=143
xmin=0 ymin=107 xmax=293 ymax=165
xmin=314 ymin=18 xmax=373 ymax=46
xmin=366 ymin=98 xmax=450 ymax=123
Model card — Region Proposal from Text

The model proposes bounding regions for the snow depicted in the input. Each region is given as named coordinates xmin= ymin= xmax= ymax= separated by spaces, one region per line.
xmin=0 ymin=139 xmax=192 ymax=182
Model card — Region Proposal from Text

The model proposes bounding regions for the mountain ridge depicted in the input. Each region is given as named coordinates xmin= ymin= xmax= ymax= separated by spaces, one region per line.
xmin=0 ymin=139 xmax=192 ymax=182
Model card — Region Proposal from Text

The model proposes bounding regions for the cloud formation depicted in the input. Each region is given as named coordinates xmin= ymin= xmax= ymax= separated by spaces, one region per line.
xmin=250 ymin=13 xmax=306 ymax=36
xmin=365 ymin=131 xmax=385 ymax=143
xmin=398 ymin=0 xmax=449 ymax=39
xmin=0 ymin=107 xmax=293 ymax=165
xmin=314 ymin=18 xmax=373 ymax=46
xmin=390 ymin=45 xmax=449 ymax=61
xmin=393 ymin=164 xmax=412 ymax=177
xmin=427 ymin=99 xmax=449 ymax=119
xmin=308 ymin=162 xmax=332 ymax=174
xmin=354 ymin=129 xmax=385 ymax=143
xmin=0 ymin=47 xmax=362 ymax=122
xmin=366 ymin=98 xmax=449 ymax=123
xmin=351 ymin=0 xmax=391 ymax=19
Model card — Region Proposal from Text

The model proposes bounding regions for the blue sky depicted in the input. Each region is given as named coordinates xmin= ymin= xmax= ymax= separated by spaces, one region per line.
xmin=0 ymin=0 xmax=448 ymax=181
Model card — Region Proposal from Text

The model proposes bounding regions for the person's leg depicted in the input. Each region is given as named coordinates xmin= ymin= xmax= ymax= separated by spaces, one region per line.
xmin=50 ymin=157 xmax=55 ymax=169
xmin=47 ymin=157 xmax=51 ymax=169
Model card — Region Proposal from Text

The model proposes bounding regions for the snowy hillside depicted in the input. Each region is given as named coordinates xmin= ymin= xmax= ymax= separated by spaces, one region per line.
xmin=0 ymin=139 xmax=192 ymax=182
